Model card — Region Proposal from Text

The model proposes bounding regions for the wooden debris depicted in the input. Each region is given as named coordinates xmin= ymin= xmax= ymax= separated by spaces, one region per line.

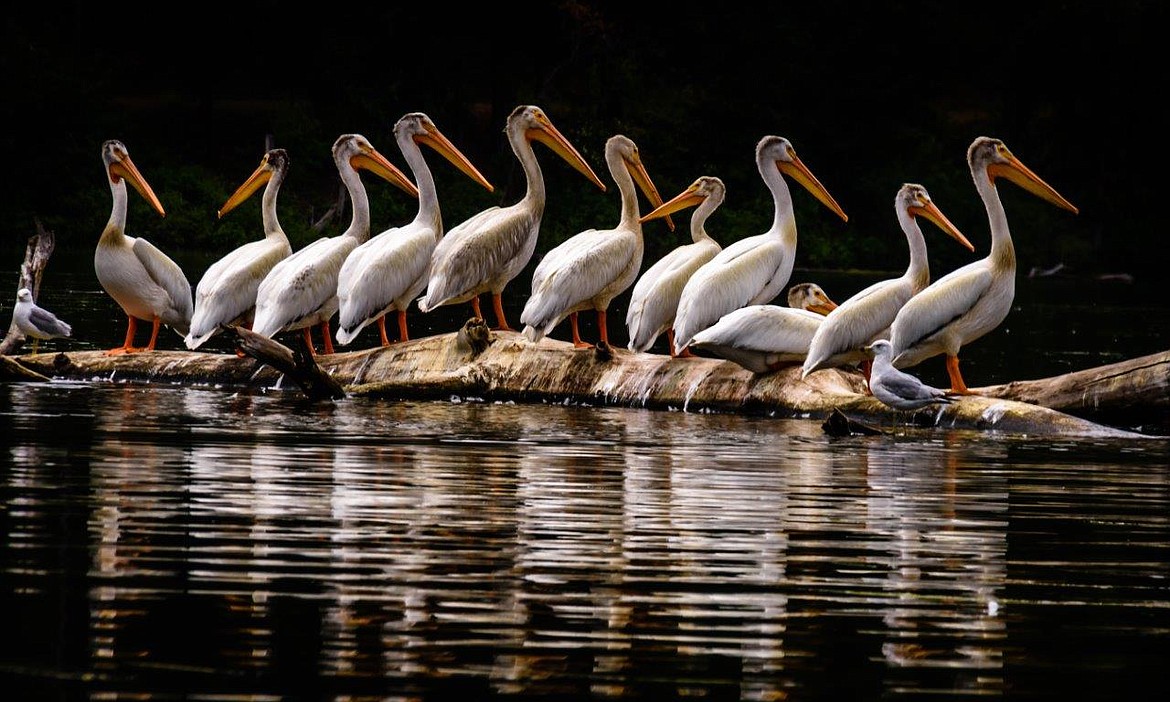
xmin=225 ymin=324 xmax=346 ymax=401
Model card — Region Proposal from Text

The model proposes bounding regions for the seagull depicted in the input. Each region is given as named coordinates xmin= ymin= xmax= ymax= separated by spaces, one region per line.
xmin=12 ymin=287 xmax=72 ymax=353
xmin=865 ymin=338 xmax=955 ymax=411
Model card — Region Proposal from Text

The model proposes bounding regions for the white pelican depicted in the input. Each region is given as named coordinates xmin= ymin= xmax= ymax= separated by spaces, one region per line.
xmin=335 ymin=112 xmax=494 ymax=348
xmin=671 ymin=135 xmax=848 ymax=356
xmin=688 ymin=282 xmax=838 ymax=373
xmin=888 ymin=136 xmax=1078 ymax=393
xmin=417 ymin=105 xmax=607 ymax=331
xmin=94 ymin=139 xmax=193 ymax=355
xmin=627 ymin=175 xmax=724 ymax=357
xmin=12 ymin=287 xmax=72 ymax=353
xmin=801 ymin=182 xmax=973 ymax=384
xmin=251 ymin=134 xmax=418 ymax=356
xmin=185 ymin=148 xmax=293 ymax=351
xmin=865 ymin=339 xmax=956 ymax=411
xmin=520 ymin=134 xmax=672 ymax=348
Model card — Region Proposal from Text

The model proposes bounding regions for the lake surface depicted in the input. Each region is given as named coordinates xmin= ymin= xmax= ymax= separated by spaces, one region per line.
xmin=2 ymin=265 xmax=1169 ymax=700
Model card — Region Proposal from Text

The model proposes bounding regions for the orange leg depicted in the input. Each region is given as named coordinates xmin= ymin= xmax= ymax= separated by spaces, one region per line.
xmin=377 ymin=316 xmax=390 ymax=347
xmin=471 ymin=295 xmax=484 ymax=321
xmin=106 ymin=315 xmax=143 ymax=355
xmin=302 ymin=327 xmax=317 ymax=357
xmin=492 ymin=293 xmax=513 ymax=332
xmin=861 ymin=359 xmax=874 ymax=395
xmin=143 ymin=317 xmax=163 ymax=351
xmin=569 ymin=312 xmax=590 ymax=348
xmin=946 ymin=354 xmax=970 ymax=394
xmin=320 ymin=320 xmax=335 ymax=355
xmin=397 ymin=310 xmax=409 ymax=343
xmin=596 ymin=309 xmax=610 ymax=347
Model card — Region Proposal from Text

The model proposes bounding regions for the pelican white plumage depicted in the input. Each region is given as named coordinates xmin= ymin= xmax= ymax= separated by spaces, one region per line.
xmin=888 ymin=137 xmax=1078 ymax=393
xmin=335 ymin=112 xmax=494 ymax=348
xmin=801 ymin=182 xmax=973 ymax=383
xmin=865 ymin=339 xmax=956 ymax=410
xmin=671 ymin=136 xmax=848 ymax=356
xmin=251 ymin=134 xmax=418 ymax=356
xmin=417 ymin=105 xmax=607 ymax=331
xmin=627 ymin=175 xmax=724 ymax=357
xmin=12 ymin=287 xmax=72 ymax=353
xmin=185 ymin=148 xmax=293 ymax=350
xmin=688 ymin=282 xmax=838 ymax=373
xmin=520 ymin=134 xmax=672 ymax=348
xmin=94 ymin=139 xmax=193 ymax=355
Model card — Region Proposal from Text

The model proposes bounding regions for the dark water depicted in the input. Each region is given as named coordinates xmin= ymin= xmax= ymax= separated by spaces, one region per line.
xmin=2 ymin=267 xmax=1169 ymax=700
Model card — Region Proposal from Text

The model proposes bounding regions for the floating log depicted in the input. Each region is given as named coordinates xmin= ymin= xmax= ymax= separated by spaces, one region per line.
xmin=3 ymin=319 xmax=1164 ymax=440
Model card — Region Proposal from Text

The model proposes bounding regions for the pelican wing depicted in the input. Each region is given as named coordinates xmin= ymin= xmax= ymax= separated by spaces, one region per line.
xmin=674 ymin=238 xmax=784 ymax=348
xmin=890 ymin=262 xmax=992 ymax=351
xmin=692 ymin=305 xmax=823 ymax=354
xmin=804 ymin=278 xmax=910 ymax=372
xmin=188 ymin=240 xmax=290 ymax=345
xmin=196 ymin=238 xmax=288 ymax=297
xmin=626 ymin=241 xmax=720 ymax=349
xmin=530 ymin=228 xmax=603 ymax=291
xmin=253 ymin=238 xmax=347 ymax=334
xmin=522 ymin=230 xmax=634 ymax=334
xmin=131 ymin=237 xmax=193 ymax=326
xmin=422 ymin=205 xmax=538 ymax=309
xmin=338 ymin=224 xmax=437 ymax=329
xmin=696 ymin=234 xmax=791 ymax=302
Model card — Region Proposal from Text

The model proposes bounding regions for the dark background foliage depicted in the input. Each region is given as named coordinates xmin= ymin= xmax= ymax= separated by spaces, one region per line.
xmin=1 ymin=0 xmax=1161 ymax=283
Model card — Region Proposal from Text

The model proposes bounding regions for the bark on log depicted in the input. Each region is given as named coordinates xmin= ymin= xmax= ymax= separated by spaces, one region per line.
xmin=3 ymin=321 xmax=1164 ymax=440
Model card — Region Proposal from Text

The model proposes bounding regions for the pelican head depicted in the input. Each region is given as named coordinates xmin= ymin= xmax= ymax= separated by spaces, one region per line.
xmin=757 ymin=135 xmax=849 ymax=223
xmin=900 ymin=183 xmax=975 ymax=251
xmin=513 ymin=105 xmax=608 ymax=193
xmin=102 ymin=139 xmax=166 ymax=217
xmin=787 ymin=282 xmax=837 ymax=315
xmin=610 ymin=134 xmax=675 ymax=231
xmin=401 ymin=111 xmax=495 ymax=192
xmin=335 ymin=133 xmax=419 ymax=199
xmin=970 ymin=137 xmax=1078 ymax=214
xmin=639 ymin=175 xmax=725 ymax=230
xmin=218 ymin=148 xmax=289 ymax=219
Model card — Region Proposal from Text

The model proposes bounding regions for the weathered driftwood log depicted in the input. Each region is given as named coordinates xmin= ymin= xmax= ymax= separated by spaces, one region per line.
xmin=975 ymin=351 xmax=1170 ymax=432
xmin=3 ymin=320 xmax=1164 ymax=439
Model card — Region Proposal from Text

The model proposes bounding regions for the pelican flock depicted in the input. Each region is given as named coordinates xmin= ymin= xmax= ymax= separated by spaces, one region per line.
xmin=43 ymin=122 xmax=1085 ymax=422
xmin=250 ymin=134 xmax=418 ymax=356
xmin=688 ymin=282 xmax=838 ymax=374
xmin=801 ymin=182 xmax=973 ymax=384
xmin=418 ymin=105 xmax=607 ymax=331
xmin=94 ymin=139 xmax=193 ymax=355
xmin=670 ymin=136 xmax=849 ymax=356
xmin=335 ymin=112 xmax=494 ymax=348
xmin=186 ymin=148 xmax=293 ymax=350
xmin=627 ymin=175 xmax=724 ymax=357
xmin=887 ymin=137 xmax=1078 ymax=393
xmin=520 ymin=134 xmax=672 ymax=348
xmin=12 ymin=288 xmax=72 ymax=353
